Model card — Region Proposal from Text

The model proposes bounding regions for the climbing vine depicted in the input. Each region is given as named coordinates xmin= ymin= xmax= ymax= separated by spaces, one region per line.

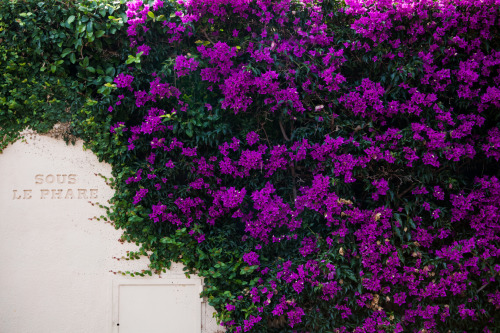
xmin=0 ymin=0 xmax=127 ymax=150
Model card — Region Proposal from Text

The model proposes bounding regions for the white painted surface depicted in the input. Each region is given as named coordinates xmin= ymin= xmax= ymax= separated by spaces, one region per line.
xmin=114 ymin=279 xmax=202 ymax=333
xmin=0 ymin=131 xmax=222 ymax=333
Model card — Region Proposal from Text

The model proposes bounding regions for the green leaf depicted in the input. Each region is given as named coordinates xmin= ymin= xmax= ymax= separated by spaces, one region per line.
xmin=125 ymin=54 xmax=141 ymax=65
xmin=76 ymin=24 xmax=85 ymax=33
xmin=67 ymin=15 xmax=76 ymax=24
xmin=61 ymin=48 xmax=72 ymax=58
xmin=125 ymin=56 xmax=134 ymax=65
xmin=69 ymin=53 xmax=76 ymax=64
xmin=128 ymin=215 xmax=144 ymax=223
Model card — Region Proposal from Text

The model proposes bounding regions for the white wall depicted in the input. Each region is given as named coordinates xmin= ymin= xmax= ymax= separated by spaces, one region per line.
xmin=0 ymin=131 xmax=222 ymax=333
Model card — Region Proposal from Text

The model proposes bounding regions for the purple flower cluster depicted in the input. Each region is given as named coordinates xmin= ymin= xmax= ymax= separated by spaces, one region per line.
xmin=114 ymin=73 xmax=134 ymax=89
xmin=132 ymin=188 xmax=148 ymax=205
xmin=242 ymin=251 xmax=260 ymax=266
xmin=174 ymin=55 xmax=199 ymax=77
xmin=109 ymin=0 xmax=500 ymax=330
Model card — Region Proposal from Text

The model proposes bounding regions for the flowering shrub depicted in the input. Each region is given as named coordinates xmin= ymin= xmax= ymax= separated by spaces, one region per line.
xmin=82 ymin=0 xmax=500 ymax=331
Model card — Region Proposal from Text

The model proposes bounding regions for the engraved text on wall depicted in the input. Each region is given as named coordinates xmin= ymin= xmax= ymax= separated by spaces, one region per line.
xmin=12 ymin=174 xmax=98 ymax=200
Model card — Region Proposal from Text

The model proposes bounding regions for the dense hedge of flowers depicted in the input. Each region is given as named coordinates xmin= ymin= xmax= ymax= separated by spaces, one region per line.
xmin=90 ymin=0 xmax=500 ymax=331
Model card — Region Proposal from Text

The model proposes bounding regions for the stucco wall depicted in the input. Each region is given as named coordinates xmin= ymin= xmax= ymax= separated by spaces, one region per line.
xmin=0 ymin=131 xmax=222 ymax=333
